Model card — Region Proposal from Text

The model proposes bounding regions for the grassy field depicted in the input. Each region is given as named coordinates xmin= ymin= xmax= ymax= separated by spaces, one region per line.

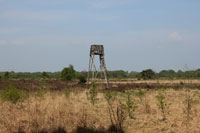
xmin=0 ymin=79 xmax=200 ymax=133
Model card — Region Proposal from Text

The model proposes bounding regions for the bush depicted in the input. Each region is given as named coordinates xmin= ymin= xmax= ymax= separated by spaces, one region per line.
xmin=78 ymin=74 xmax=87 ymax=84
xmin=0 ymin=84 xmax=27 ymax=104
xmin=108 ymin=103 xmax=126 ymax=133
xmin=61 ymin=65 xmax=76 ymax=80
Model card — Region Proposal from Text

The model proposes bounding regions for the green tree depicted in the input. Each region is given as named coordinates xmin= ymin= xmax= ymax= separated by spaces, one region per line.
xmin=41 ymin=72 xmax=49 ymax=78
xmin=4 ymin=72 xmax=9 ymax=79
xmin=128 ymin=71 xmax=139 ymax=78
xmin=139 ymin=69 xmax=156 ymax=80
xmin=61 ymin=65 xmax=76 ymax=80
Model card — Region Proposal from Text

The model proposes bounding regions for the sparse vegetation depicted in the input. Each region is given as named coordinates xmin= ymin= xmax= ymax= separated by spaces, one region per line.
xmin=0 ymin=79 xmax=200 ymax=132
xmin=135 ymin=89 xmax=146 ymax=102
xmin=86 ymin=81 xmax=98 ymax=105
xmin=41 ymin=71 xmax=49 ymax=79
xmin=78 ymin=74 xmax=87 ymax=84
xmin=183 ymin=89 xmax=199 ymax=121
xmin=156 ymin=89 xmax=168 ymax=121
xmin=125 ymin=91 xmax=137 ymax=119
xmin=107 ymin=102 xmax=126 ymax=133
xmin=4 ymin=71 xmax=9 ymax=79
xmin=0 ymin=84 xmax=27 ymax=104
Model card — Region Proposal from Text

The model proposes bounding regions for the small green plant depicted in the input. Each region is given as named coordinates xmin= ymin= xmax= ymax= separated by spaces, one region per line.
xmin=86 ymin=81 xmax=98 ymax=105
xmin=104 ymin=90 xmax=117 ymax=105
xmin=135 ymin=89 xmax=146 ymax=102
xmin=135 ymin=89 xmax=150 ymax=113
xmin=0 ymin=84 xmax=27 ymax=104
xmin=183 ymin=90 xmax=199 ymax=121
xmin=156 ymin=90 xmax=167 ymax=120
xmin=125 ymin=91 xmax=137 ymax=119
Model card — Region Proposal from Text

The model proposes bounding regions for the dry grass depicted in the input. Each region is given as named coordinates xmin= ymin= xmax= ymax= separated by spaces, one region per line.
xmin=0 ymin=87 xmax=200 ymax=133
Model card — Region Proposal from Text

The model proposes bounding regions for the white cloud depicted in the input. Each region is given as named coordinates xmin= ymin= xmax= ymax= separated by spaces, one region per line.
xmin=169 ymin=32 xmax=182 ymax=41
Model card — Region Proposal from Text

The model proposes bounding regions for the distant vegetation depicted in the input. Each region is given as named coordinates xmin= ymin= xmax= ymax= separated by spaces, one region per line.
xmin=0 ymin=66 xmax=200 ymax=80
xmin=61 ymin=65 xmax=76 ymax=80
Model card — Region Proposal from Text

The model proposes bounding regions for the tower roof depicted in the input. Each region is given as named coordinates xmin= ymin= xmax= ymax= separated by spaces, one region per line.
xmin=90 ymin=45 xmax=104 ymax=56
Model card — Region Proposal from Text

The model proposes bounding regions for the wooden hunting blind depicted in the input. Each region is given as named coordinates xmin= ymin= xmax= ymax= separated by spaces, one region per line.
xmin=87 ymin=45 xmax=109 ymax=89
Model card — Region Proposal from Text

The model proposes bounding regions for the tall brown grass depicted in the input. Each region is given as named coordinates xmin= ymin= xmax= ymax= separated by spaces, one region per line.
xmin=0 ymin=87 xmax=200 ymax=133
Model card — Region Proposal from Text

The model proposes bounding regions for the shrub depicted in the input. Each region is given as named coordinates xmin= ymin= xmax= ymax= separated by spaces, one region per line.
xmin=125 ymin=91 xmax=137 ymax=119
xmin=156 ymin=90 xmax=167 ymax=120
xmin=61 ymin=65 xmax=76 ymax=80
xmin=103 ymin=90 xmax=117 ymax=105
xmin=108 ymin=102 xmax=126 ymax=133
xmin=103 ymin=90 xmax=126 ymax=132
xmin=86 ymin=81 xmax=98 ymax=105
xmin=0 ymin=84 xmax=27 ymax=104
xmin=78 ymin=74 xmax=87 ymax=84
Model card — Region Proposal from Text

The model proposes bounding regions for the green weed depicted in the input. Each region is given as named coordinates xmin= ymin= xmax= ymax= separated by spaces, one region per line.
xmin=86 ymin=81 xmax=98 ymax=105
xmin=156 ymin=90 xmax=167 ymax=120
xmin=125 ymin=91 xmax=137 ymax=119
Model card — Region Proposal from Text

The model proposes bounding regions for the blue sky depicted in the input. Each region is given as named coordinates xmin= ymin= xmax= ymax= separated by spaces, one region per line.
xmin=0 ymin=0 xmax=199 ymax=72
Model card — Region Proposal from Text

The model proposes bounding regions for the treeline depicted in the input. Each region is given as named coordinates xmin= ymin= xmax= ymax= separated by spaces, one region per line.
xmin=0 ymin=67 xmax=200 ymax=80
xmin=0 ymin=71 xmax=61 ymax=79
xmin=108 ymin=69 xmax=200 ymax=79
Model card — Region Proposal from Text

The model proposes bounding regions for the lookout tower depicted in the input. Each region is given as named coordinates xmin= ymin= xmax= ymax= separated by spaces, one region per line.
xmin=87 ymin=45 xmax=109 ymax=89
